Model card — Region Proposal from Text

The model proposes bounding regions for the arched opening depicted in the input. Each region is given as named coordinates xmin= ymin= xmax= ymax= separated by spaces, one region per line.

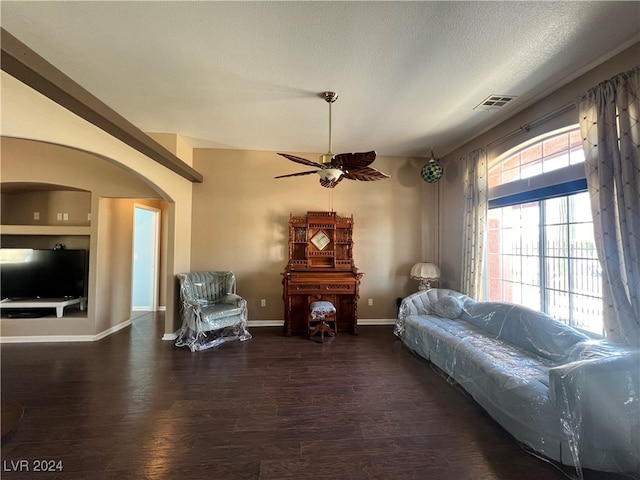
xmin=1 ymin=137 xmax=177 ymax=340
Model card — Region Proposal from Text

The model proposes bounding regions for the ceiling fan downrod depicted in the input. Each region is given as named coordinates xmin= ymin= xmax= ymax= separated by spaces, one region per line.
xmin=321 ymin=91 xmax=338 ymax=164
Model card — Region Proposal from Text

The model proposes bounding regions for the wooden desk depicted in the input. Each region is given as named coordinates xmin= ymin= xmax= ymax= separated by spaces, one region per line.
xmin=282 ymin=269 xmax=363 ymax=336
xmin=282 ymin=211 xmax=363 ymax=336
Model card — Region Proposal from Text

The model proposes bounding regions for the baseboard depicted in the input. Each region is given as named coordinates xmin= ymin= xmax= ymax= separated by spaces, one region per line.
xmin=94 ymin=319 xmax=133 ymax=341
xmin=247 ymin=319 xmax=396 ymax=328
xmin=248 ymin=320 xmax=283 ymax=328
xmin=0 ymin=334 xmax=97 ymax=343
xmin=132 ymin=306 xmax=166 ymax=312
xmin=0 ymin=319 xmax=133 ymax=343
xmin=0 ymin=319 xmax=397 ymax=343
xmin=162 ymin=331 xmax=179 ymax=341
xmin=360 ymin=319 xmax=397 ymax=326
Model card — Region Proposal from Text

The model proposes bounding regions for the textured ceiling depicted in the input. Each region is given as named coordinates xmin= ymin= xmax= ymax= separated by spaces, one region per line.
xmin=1 ymin=1 xmax=639 ymax=158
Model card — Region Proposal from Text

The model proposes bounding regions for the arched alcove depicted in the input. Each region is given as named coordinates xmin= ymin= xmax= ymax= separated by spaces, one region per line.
xmin=1 ymin=137 xmax=176 ymax=339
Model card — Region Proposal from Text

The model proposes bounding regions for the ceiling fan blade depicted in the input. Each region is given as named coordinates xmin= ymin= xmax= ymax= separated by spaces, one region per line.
xmin=277 ymin=153 xmax=323 ymax=168
xmin=274 ymin=170 xmax=319 ymax=179
xmin=343 ymin=166 xmax=390 ymax=181
xmin=332 ymin=151 xmax=377 ymax=170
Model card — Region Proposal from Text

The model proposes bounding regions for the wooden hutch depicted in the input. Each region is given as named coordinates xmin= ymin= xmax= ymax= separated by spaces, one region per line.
xmin=282 ymin=211 xmax=363 ymax=336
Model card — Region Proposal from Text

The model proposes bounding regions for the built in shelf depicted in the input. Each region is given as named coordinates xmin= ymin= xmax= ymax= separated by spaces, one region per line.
xmin=0 ymin=225 xmax=92 ymax=235
xmin=1 ymin=297 xmax=88 ymax=318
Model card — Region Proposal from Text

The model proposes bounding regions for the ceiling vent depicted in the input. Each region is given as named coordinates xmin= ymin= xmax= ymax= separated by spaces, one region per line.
xmin=474 ymin=94 xmax=517 ymax=111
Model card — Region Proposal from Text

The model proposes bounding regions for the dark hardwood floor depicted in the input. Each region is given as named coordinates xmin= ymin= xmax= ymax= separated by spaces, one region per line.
xmin=0 ymin=313 xmax=632 ymax=480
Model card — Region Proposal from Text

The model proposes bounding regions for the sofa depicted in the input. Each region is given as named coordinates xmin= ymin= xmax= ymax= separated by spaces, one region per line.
xmin=175 ymin=271 xmax=251 ymax=352
xmin=395 ymin=288 xmax=640 ymax=477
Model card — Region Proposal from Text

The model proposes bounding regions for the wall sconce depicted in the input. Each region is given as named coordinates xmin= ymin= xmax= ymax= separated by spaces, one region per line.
xmin=410 ymin=262 xmax=441 ymax=290
xmin=420 ymin=149 xmax=444 ymax=183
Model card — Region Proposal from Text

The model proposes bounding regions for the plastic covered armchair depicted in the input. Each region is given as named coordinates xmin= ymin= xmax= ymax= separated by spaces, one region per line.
xmin=175 ymin=271 xmax=251 ymax=352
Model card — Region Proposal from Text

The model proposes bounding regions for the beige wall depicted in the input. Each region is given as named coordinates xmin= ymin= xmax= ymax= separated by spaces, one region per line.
xmin=1 ymin=190 xmax=92 ymax=226
xmin=0 ymin=138 xmax=163 ymax=196
xmin=147 ymin=132 xmax=194 ymax=168
xmin=191 ymin=148 xmax=434 ymax=320
xmin=438 ymin=42 xmax=639 ymax=293
xmin=93 ymin=198 xmax=133 ymax=334
xmin=92 ymin=197 xmax=170 ymax=333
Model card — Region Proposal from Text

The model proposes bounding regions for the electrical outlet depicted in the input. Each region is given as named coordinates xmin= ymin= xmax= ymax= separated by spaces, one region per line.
xmin=63 ymin=213 xmax=69 ymax=221
xmin=56 ymin=213 xmax=62 ymax=221
xmin=260 ymin=299 xmax=266 ymax=307
xmin=368 ymin=298 xmax=373 ymax=306
xmin=33 ymin=212 xmax=40 ymax=220
xmin=87 ymin=213 xmax=92 ymax=221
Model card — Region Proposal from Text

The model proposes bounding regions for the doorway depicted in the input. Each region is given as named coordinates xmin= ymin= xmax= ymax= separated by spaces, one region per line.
xmin=132 ymin=205 xmax=160 ymax=311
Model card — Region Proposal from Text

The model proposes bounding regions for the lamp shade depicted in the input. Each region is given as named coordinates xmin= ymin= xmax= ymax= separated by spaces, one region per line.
xmin=420 ymin=159 xmax=444 ymax=183
xmin=410 ymin=262 xmax=441 ymax=290
xmin=420 ymin=150 xmax=444 ymax=183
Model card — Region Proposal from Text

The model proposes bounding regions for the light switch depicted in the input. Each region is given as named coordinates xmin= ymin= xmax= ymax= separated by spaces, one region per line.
xmin=33 ymin=212 xmax=40 ymax=220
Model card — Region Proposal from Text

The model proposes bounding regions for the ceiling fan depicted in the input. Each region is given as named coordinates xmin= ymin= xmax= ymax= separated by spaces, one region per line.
xmin=275 ymin=91 xmax=390 ymax=188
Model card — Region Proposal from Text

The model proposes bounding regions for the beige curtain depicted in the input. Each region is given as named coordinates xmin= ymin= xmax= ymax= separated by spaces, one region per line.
xmin=575 ymin=66 xmax=640 ymax=348
xmin=460 ymin=148 xmax=488 ymax=300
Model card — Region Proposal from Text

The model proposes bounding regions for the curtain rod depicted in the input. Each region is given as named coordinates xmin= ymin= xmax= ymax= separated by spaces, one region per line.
xmin=486 ymin=101 xmax=575 ymax=150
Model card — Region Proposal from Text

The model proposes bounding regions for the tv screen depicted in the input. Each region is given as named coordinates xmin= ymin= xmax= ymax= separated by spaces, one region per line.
xmin=0 ymin=249 xmax=88 ymax=300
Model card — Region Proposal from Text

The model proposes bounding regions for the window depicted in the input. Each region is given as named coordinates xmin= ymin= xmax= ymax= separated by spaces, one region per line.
xmin=487 ymin=128 xmax=603 ymax=335
xmin=488 ymin=129 xmax=585 ymax=188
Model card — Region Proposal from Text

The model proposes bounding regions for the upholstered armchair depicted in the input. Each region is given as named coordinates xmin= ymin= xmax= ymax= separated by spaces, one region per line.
xmin=175 ymin=271 xmax=251 ymax=352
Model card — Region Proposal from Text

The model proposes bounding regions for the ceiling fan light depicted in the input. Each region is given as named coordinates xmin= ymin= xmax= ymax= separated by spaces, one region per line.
xmin=319 ymin=168 xmax=344 ymax=181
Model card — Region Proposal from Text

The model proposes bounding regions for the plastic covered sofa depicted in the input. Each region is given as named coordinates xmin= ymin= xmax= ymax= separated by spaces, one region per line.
xmin=175 ymin=271 xmax=251 ymax=352
xmin=395 ymin=288 xmax=640 ymax=477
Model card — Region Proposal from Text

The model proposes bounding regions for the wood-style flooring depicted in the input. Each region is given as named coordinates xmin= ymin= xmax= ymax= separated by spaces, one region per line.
xmin=0 ymin=313 xmax=633 ymax=480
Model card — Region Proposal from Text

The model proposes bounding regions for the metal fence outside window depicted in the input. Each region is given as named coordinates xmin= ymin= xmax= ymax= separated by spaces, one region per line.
xmin=488 ymin=195 xmax=604 ymax=335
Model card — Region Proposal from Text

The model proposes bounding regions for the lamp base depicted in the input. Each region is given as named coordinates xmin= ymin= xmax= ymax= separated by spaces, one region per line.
xmin=417 ymin=280 xmax=432 ymax=291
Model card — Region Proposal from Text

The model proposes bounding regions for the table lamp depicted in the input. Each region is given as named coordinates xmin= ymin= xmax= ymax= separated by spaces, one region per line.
xmin=410 ymin=262 xmax=441 ymax=290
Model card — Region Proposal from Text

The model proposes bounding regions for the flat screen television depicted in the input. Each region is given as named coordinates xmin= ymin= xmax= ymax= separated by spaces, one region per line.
xmin=0 ymin=248 xmax=89 ymax=300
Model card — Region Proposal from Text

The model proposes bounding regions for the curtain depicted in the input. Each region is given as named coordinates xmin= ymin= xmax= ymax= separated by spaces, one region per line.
xmin=460 ymin=147 xmax=488 ymax=300
xmin=576 ymin=66 xmax=640 ymax=348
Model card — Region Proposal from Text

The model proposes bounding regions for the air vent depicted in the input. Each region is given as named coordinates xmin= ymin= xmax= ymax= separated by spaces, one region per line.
xmin=474 ymin=95 xmax=517 ymax=111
